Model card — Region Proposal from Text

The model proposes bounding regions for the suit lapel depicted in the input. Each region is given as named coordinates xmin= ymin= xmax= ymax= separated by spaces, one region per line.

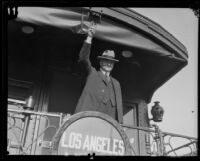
xmin=111 ymin=77 xmax=122 ymax=123
xmin=111 ymin=77 xmax=118 ymax=97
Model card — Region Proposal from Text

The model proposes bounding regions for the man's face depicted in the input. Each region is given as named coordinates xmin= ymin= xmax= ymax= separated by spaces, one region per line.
xmin=100 ymin=59 xmax=115 ymax=72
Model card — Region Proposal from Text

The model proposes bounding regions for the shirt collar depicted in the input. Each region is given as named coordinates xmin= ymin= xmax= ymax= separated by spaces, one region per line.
xmin=100 ymin=68 xmax=110 ymax=77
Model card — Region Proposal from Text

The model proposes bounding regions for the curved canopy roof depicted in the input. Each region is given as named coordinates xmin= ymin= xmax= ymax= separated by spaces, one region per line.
xmin=8 ymin=7 xmax=188 ymax=103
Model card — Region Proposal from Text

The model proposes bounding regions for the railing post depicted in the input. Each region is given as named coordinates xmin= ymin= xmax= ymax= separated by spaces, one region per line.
xmin=158 ymin=128 xmax=165 ymax=156
xmin=153 ymin=124 xmax=160 ymax=156
xmin=21 ymin=112 xmax=31 ymax=154
xmin=151 ymin=124 xmax=165 ymax=156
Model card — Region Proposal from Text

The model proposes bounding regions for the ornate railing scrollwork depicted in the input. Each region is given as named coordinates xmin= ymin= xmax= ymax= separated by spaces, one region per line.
xmin=7 ymin=107 xmax=61 ymax=155
xmin=121 ymin=123 xmax=197 ymax=156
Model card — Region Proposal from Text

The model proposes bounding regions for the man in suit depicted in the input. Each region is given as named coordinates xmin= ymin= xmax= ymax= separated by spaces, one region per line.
xmin=75 ymin=26 xmax=123 ymax=124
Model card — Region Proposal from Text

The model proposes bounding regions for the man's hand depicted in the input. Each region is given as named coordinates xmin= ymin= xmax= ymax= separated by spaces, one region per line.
xmin=87 ymin=25 xmax=95 ymax=38
xmin=85 ymin=24 xmax=96 ymax=44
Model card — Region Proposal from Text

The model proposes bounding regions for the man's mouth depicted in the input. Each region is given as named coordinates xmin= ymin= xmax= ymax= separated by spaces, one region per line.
xmin=103 ymin=66 xmax=112 ymax=70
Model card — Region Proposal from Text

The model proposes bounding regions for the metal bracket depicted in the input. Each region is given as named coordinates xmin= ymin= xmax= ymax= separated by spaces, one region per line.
xmin=88 ymin=8 xmax=103 ymax=24
xmin=8 ymin=140 xmax=21 ymax=149
xmin=38 ymin=140 xmax=52 ymax=149
xmin=79 ymin=8 xmax=103 ymax=34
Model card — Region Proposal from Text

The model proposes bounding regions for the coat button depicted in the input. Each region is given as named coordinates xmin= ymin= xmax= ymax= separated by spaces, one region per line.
xmin=102 ymin=89 xmax=104 ymax=92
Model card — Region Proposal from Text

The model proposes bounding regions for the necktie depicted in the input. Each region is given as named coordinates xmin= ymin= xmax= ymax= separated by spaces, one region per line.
xmin=106 ymin=74 xmax=110 ymax=81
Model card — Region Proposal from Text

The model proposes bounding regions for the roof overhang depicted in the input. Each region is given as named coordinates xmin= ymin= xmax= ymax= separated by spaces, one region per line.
xmin=7 ymin=7 xmax=188 ymax=103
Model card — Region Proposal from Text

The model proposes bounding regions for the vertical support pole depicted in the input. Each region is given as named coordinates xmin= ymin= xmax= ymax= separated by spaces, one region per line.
xmin=153 ymin=124 xmax=160 ymax=155
xmin=152 ymin=124 xmax=165 ymax=156
xmin=137 ymin=100 xmax=150 ymax=156
xmin=158 ymin=127 xmax=165 ymax=155
xmin=31 ymin=114 xmax=42 ymax=154
xmin=21 ymin=113 xmax=30 ymax=154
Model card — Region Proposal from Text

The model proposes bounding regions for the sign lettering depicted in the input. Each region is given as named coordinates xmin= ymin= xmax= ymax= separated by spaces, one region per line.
xmin=61 ymin=132 xmax=125 ymax=155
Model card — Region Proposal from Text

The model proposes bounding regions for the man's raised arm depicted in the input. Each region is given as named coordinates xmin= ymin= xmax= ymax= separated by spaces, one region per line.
xmin=78 ymin=26 xmax=95 ymax=73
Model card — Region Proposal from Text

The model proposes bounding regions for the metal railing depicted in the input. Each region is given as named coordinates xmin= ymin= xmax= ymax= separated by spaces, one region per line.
xmin=7 ymin=106 xmax=197 ymax=156
xmin=121 ymin=123 xmax=197 ymax=156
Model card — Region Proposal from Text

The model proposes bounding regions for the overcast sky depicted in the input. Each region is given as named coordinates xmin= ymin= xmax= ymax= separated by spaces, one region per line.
xmin=131 ymin=8 xmax=198 ymax=138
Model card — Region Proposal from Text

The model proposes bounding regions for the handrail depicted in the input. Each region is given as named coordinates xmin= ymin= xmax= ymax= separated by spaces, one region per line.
xmin=121 ymin=123 xmax=156 ymax=133
xmin=121 ymin=123 xmax=197 ymax=141
xmin=8 ymin=108 xmax=62 ymax=118
xmin=162 ymin=131 xmax=197 ymax=141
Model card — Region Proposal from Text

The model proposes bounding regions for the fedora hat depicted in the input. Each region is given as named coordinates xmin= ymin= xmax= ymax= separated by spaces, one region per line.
xmin=97 ymin=50 xmax=119 ymax=62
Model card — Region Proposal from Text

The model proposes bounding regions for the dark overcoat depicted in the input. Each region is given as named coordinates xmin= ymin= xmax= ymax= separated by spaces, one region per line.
xmin=74 ymin=41 xmax=123 ymax=123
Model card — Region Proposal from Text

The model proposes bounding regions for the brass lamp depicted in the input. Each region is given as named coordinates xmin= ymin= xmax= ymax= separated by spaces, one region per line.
xmin=151 ymin=101 xmax=164 ymax=122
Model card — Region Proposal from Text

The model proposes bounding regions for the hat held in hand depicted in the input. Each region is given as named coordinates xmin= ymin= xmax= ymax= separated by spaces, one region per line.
xmin=97 ymin=50 xmax=119 ymax=62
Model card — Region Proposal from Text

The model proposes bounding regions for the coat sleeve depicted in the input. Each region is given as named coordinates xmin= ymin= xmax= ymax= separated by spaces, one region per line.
xmin=78 ymin=41 xmax=92 ymax=74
